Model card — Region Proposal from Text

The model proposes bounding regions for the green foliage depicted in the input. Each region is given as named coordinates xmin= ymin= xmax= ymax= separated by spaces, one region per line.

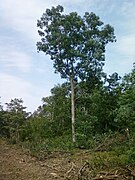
xmin=1 ymin=98 xmax=29 ymax=143
xmin=37 ymin=5 xmax=116 ymax=143
xmin=0 ymin=104 xmax=9 ymax=137
xmin=18 ymin=63 xmax=134 ymax=152
xmin=37 ymin=5 xmax=115 ymax=81
xmin=21 ymin=135 xmax=74 ymax=159
xmin=114 ymin=64 xmax=135 ymax=130
xmin=0 ymin=5 xmax=134 ymax=169
xmin=20 ymin=116 xmax=52 ymax=142
xmin=33 ymin=83 xmax=71 ymax=137
xmin=91 ymin=151 xmax=129 ymax=170
xmin=49 ymin=83 xmax=71 ymax=134
xmin=127 ymin=147 xmax=135 ymax=163
xmin=1 ymin=64 xmax=135 ymax=155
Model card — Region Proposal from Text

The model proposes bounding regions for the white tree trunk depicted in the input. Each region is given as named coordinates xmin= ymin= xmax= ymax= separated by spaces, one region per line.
xmin=70 ymin=76 xmax=75 ymax=143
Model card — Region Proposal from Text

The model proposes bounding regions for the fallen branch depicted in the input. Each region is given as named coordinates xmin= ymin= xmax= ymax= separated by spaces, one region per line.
xmin=126 ymin=166 xmax=135 ymax=178
xmin=78 ymin=161 xmax=90 ymax=178
xmin=93 ymin=174 xmax=118 ymax=179
xmin=64 ymin=162 xmax=76 ymax=179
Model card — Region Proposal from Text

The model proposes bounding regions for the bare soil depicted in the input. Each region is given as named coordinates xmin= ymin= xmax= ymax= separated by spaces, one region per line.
xmin=0 ymin=139 xmax=71 ymax=180
xmin=0 ymin=138 xmax=90 ymax=180
xmin=0 ymin=138 xmax=135 ymax=180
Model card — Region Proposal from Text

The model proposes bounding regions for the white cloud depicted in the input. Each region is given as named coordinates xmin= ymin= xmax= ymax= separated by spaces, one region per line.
xmin=0 ymin=73 xmax=30 ymax=98
xmin=121 ymin=1 xmax=135 ymax=17
xmin=0 ymin=0 xmax=97 ymax=40
xmin=120 ymin=1 xmax=135 ymax=32
xmin=0 ymin=73 xmax=31 ymax=110
xmin=0 ymin=40 xmax=32 ymax=73
xmin=0 ymin=73 xmax=50 ymax=112
xmin=117 ymin=34 xmax=135 ymax=57
xmin=0 ymin=0 xmax=135 ymax=111
xmin=104 ymin=1 xmax=135 ymax=76
xmin=105 ymin=31 xmax=135 ymax=76
xmin=1 ymin=52 xmax=31 ymax=73
xmin=0 ymin=0 xmax=53 ymax=41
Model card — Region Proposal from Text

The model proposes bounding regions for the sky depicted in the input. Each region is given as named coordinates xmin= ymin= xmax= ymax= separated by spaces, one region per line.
xmin=0 ymin=0 xmax=135 ymax=112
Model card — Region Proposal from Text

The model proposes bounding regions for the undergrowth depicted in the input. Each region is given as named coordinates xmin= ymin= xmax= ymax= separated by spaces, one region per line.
xmin=19 ymin=131 xmax=135 ymax=169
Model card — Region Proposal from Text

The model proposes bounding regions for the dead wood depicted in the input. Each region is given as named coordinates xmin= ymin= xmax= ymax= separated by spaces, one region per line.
xmin=77 ymin=161 xmax=90 ymax=179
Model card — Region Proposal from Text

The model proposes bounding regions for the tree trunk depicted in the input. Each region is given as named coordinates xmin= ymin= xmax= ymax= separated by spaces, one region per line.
xmin=70 ymin=76 xmax=76 ymax=143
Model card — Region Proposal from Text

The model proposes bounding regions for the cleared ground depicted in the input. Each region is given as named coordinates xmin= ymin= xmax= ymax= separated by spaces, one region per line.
xmin=0 ymin=138 xmax=135 ymax=179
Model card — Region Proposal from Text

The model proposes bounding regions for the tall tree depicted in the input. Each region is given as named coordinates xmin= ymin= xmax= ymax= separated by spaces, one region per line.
xmin=37 ymin=5 xmax=116 ymax=143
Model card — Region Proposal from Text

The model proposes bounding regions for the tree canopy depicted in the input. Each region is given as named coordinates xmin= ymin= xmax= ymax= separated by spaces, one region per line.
xmin=37 ymin=5 xmax=116 ymax=143
xmin=37 ymin=5 xmax=116 ymax=81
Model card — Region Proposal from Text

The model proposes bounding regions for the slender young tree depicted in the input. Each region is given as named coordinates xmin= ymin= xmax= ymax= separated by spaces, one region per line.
xmin=37 ymin=5 xmax=116 ymax=143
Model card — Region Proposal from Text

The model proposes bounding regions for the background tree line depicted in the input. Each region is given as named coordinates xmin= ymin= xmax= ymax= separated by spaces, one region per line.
xmin=0 ymin=63 xmax=134 ymax=148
